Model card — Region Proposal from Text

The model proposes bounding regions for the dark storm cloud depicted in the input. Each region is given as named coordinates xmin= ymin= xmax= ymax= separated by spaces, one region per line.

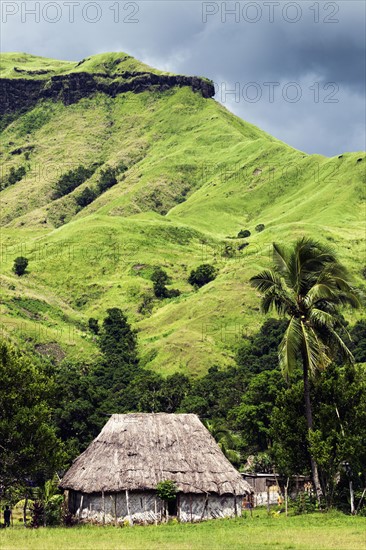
xmin=1 ymin=0 xmax=365 ymax=155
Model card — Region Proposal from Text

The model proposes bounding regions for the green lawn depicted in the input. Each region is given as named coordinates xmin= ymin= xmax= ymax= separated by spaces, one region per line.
xmin=1 ymin=512 xmax=365 ymax=550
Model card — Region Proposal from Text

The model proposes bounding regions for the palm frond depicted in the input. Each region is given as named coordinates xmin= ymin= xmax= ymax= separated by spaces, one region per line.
xmin=327 ymin=327 xmax=355 ymax=364
xmin=250 ymin=270 xmax=296 ymax=315
xmin=309 ymin=308 xmax=335 ymax=329
xmin=304 ymin=283 xmax=337 ymax=308
xmin=249 ymin=270 xmax=282 ymax=293
xmin=300 ymin=322 xmax=331 ymax=375
xmin=279 ymin=317 xmax=302 ymax=377
xmin=272 ymin=243 xmax=289 ymax=273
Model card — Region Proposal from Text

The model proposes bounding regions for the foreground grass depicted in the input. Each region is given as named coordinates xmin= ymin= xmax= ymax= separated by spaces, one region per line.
xmin=1 ymin=511 xmax=365 ymax=550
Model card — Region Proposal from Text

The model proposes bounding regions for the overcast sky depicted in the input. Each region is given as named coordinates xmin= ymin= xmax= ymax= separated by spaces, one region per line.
xmin=1 ymin=0 xmax=365 ymax=156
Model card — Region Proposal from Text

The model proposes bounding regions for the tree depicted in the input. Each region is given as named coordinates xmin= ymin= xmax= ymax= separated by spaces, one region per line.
xmin=188 ymin=264 xmax=217 ymax=288
xmin=151 ymin=267 xmax=170 ymax=298
xmin=151 ymin=267 xmax=180 ymax=299
xmin=237 ymin=229 xmax=251 ymax=238
xmin=0 ymin=340 xmax=64 ymax=491
xmin=204 ymin=419 xmax=242 ymax=467
xmin=95 ymin=308 xmax=139 ymax=391
xmin=52 ymin=165 xmax=97 ymax=199
xmin=13 ymin=256 xmax=28 ymax=276
xmin=53 ymin=360 xmax=106 ymax=462
xmin=250 ymin=237 xmax=360 ymax=501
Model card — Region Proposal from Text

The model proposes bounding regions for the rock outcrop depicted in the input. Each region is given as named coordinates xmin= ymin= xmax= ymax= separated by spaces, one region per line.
xmin=0 ymin=71 xmax=215 ymax=115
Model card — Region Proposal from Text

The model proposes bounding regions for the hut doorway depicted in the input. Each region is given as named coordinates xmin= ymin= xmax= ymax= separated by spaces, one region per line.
xmin=168 ymin=497 xmax=178 ymax=517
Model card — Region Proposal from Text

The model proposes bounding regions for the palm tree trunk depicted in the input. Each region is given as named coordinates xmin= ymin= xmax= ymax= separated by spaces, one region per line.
xmin=302 ymin=354 xmax=323 ymax=503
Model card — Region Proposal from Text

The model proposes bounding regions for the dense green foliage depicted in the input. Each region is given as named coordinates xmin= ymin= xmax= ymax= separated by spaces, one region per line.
xmin=52 ymin=165 xmax=97 ymax=200
xmin=0 ymin=341 xmax=64 ymax=490
xmin=1 ymin=308 xmax=365 ymax=512
xmin=75 ymin=186 xmax=96 ymax=208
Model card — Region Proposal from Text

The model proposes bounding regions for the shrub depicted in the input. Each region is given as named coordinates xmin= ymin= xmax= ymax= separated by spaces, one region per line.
xmin=237 ymin=229 xmax=251 ymax=238
xmin=166 ymin=288 xmax=181 ymax=298
xmin=52 ymin=165 xmax=97 ymax=200
xmin=151 ymin=268 xmax=180 ymax=299
xmin=293 ymin=492 xmax=317 ymax=515
xmin=156 ymin=480 xmax=177 ymax=502
xmin=188 ymin=264 xmax=217 ymax=288
xmin=45 ymin=495 xmax=63 ymax=526
xmin=138 ymin=292 xmax=155 ymax=315
xmin=88 ymin=318 xmax=99 ymax=335
xmin=255 ymin=224 xmax=265 ymax=232
xmin=13 ymin=256 xmax=28 ymax=276
xmin=98 ymin=167 xmax=118 ymax=194
xmin=151 ymin=268 xmax=170 ymax=298
xmin=1 ymin=165 xmax=27 ymax=190
xmin=238 ymin=242 xmax=249 ymax=251
xmin=75 ymin=186 xmax=96 ymax=208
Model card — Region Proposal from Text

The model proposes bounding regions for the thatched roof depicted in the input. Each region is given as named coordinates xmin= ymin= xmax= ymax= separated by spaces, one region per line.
xmin=60 ymin=413 xmax=251 ymax=496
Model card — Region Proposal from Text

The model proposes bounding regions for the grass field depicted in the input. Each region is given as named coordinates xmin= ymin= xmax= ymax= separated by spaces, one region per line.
xmin=1 ymin=511 xmax=365 ymax=550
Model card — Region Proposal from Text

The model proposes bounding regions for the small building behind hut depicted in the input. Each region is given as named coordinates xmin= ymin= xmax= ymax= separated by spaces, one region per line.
xmin=241 ymin=473 xmax=312 ymax=507
xmin=60 ymin=413 xmax=252 ymax=524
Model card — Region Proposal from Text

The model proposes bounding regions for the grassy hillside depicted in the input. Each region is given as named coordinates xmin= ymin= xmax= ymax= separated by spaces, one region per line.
xmin=1 ymin=53 xmax=365 ymax=375
xmin=0 ymin=52 xmax=165 ymax=79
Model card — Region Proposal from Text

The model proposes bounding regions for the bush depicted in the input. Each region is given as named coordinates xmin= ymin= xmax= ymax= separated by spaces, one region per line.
xmin=1 ymin=165 xmax=27 ymax=189
xmin=166 ymin=288 xmax=181 ymax=298
xmin=75 ymin=186 xmax=96 ymax=208
xmin=238 ymin=229 xmax=251 ymax=238
xmin=88 ymin=318 xmax=99 ymax=335
xmin=293 ymin=492 xmax=317 ymax=515
xmin=188 ymin=264 xmax=217 ymax=288
xmin=156 ymin=480 xmax=177 ymax=502
xmin=138 ymin=292 xmax=155 ymax=315
xmin=150 ymin=268 xmax=180 ymax=299
xmin=98 ymin=167 xmax=118 ymax=194
xmin=255 ymin=224 xmax=265 ymax=232
xmin=13 ymin=256 xmax=28 ymax=276
xmin=45 ymin=495 xmax=63 ymax=526
xmin=52 ymin=165 xmax=97 ymax=200
xmin=151 ymin=268 xmax=170 ymax=298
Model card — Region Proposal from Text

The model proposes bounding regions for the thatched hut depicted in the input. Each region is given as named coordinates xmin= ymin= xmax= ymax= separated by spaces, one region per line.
xmin=60 ymin=413 xmax=251 ymax=524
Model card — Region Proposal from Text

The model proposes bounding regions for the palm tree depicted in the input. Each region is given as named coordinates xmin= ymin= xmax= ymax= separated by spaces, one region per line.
xmin=204 ymin=419 xmax=242 ymax=467
xmin=250 ymin=237 xmax=360 ymax=501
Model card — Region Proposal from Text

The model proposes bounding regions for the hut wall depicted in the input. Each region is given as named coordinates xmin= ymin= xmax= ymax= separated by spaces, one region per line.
xmin=178 ymin=494 xmax=239 ymax=522
xmin=69 ymin=490 xmax=241 ymax=524
xmin=69 ymin=490 xmax=163 ymax=524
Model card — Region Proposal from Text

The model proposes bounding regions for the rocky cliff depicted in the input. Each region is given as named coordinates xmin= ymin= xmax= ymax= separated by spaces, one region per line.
xmin=0 ymin=71 xmax=215 ymax=115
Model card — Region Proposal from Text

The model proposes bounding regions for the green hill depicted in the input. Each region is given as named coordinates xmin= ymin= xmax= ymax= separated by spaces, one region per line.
xmin=1 ymin=52 xmax=365 ymax=375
